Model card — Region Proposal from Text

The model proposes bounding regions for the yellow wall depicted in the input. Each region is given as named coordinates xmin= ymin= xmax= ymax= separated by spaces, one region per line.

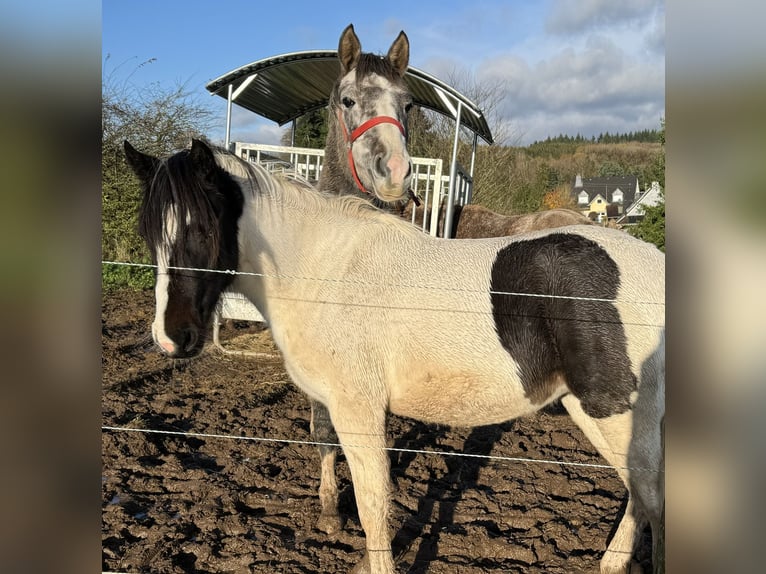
xmin=588 ymin=194 xmax=608 ymax=216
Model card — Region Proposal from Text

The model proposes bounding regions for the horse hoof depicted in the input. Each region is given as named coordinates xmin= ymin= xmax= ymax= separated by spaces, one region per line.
xmin=316 ymin=512 xmax=342 ymax=536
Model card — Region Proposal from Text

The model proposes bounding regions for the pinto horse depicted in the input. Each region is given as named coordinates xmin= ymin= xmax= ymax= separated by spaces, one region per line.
xmin=124 ymin=138 xmax=665 ymax=574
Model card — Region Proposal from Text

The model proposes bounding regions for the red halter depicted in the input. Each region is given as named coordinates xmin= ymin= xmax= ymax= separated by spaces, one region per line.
xmin=337 ymin=109 xmax=406 ymax=195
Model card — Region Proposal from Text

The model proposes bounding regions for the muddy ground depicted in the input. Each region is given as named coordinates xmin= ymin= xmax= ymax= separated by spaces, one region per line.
xmin=101 ymin=289 xmax=652 ymax=573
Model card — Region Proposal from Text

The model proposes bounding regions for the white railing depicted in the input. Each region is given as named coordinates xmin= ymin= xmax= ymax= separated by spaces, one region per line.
xmin=234 ymin=142 xmax=325 ymax=181
xmin=232 ymin=142 xmax=477 ymax=238
xmin=452 ymin=160 xmax=473 ymax=206
xmin=406 ymin=157 xmax=444 ymax=236
xmin=214 ymin=142 xmax=467 ymax=352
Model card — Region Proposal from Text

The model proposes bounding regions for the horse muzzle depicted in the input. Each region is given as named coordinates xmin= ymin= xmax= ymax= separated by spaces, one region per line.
xmin=369 ymin=153 xmax=412 ymax=202
xmin=152 ymin=320 xmax=203 ymax=359
xmin=341 ymin=112 xmax=411 ymax=203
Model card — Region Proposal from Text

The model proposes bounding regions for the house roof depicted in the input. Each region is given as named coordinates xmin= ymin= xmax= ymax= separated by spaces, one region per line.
xmin=622 ymin=182 xmax=663 ymax=217
xmin=206 ymin=50 xmax=494 ymax=144
xmin=573 ymin=175 xmax=638 ymax=205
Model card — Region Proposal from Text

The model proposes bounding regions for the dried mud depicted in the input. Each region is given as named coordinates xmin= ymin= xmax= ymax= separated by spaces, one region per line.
xmin=102 ymin=289 xmax=652 ymax=573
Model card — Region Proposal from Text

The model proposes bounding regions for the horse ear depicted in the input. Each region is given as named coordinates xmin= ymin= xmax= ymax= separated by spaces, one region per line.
xmin=190 ymin=139 xmax=218 ymax=180
xmin=338 ymin=23 xmax=361 ymax=75
xmin=387 ymin=31 xmax=409 ymax=78
xmin=124 ymin=141 xmax=159 ymax=183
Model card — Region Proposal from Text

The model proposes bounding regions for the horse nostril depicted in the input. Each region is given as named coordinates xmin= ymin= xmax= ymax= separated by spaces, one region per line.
xmin=374 ymin=154 xmax=387 ymax=177
xmin=405 ymin=161 xmax=413 ymax=178
xmin=181 ymin=328 xmax=198 ymax=353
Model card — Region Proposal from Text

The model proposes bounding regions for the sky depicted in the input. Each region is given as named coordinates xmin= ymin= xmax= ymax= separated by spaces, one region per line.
xmin=102 ymin=0 xmax=665 ymax=147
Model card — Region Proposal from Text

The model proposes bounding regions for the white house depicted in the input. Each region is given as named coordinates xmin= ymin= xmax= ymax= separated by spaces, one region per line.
xmin=619 ymin=181 xmax=663 ymax=224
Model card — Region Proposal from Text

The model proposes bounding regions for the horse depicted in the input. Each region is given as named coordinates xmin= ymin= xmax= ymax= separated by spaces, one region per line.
xmin=402 ymin=200 xmax=592 ymax=238
xmin=124 ymin=138 xmax=665 ymax=574
xmin=319 ymin=23 xmax=412 ymax=208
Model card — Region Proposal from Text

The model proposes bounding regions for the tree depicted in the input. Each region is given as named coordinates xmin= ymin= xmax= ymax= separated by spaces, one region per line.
xmin=629 ymin=118 xmax=665 ymax=251
xmin=645 ymin=117 xmax=665 ymax=188
xmin=281 ymin=108 xmax=328 ymax=149
xmin=543 ymin=184 xmax=577 ymax=209
xmin=102 ymin=57 xmax=214 ymax=290
xmin=598 ymin=160 xmax=625 ymax=177
xmin=629 ymin=193 xmax=665 ymax=251
xmin=403 ymin=106 xmax=434 ymax=158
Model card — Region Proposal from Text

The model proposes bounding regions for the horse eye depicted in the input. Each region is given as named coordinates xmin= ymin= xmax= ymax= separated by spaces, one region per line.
xmin=342 ymin=97 xmax=355 ymax=108
xmin=404 ymin=102 xmax=413 ymax=113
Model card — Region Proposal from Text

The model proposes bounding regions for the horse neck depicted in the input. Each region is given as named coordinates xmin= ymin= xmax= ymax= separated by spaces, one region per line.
xmin=237 ymin=181 xmax=350 ymax=280
xmin=319 ymin=110 xmax=365 ymax=199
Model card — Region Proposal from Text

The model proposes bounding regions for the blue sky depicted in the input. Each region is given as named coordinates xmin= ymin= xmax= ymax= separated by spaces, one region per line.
xmin=102 ymin=0 xmax=665 ymax=146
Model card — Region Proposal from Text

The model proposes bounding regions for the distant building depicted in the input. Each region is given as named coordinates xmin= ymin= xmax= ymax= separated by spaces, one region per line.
xmin=618 ymin=181 xmax=663 ymax=224
xmin=572 ymin=174 xmax=657 ymax=224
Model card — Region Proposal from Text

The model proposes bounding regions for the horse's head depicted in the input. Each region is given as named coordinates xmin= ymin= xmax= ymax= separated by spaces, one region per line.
xmin=329 ymin=24 xmax=413 ymax=203
xmin=124 ymin=139 xmax=244 ymax=359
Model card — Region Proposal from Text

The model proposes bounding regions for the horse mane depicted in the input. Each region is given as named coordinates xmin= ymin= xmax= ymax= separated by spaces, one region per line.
xmin=212 ymin=148 xmax=421 ymax=236
xmin=137 ymin=149 xmax=223 ymax=260
xmin=211 ymin=149 xmax=318 ymax=202
xmin=355 ymin=53 xmax=401 ymax=83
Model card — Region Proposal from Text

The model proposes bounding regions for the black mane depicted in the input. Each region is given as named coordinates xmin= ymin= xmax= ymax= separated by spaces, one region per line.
xmin=137 ymin=147 xmax=242 ymax=269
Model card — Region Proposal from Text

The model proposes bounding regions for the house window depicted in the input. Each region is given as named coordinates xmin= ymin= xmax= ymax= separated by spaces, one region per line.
xmin=613 ymin=189 xmax=623 ymax=203
xmin=578 ymin=191 xmax=588 ymax=205
xmin=596 ymin=198 xmax=602 ymax=203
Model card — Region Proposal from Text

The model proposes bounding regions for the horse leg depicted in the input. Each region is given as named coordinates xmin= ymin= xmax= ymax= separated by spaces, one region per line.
xmin=561 ymin=394 xmax=662 ymax=574
xmin=329 ymin=399 xmax=394 ymax=574
xmin=309 ymin=399 xmax=342 ymax=534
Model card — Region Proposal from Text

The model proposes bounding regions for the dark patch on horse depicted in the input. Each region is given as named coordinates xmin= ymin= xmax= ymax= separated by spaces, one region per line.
xmin=489 ymin=233 xmax=636 ymax=418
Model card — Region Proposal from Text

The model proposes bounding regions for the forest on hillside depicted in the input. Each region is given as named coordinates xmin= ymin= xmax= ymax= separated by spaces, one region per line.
xmin=530 ymin=129 xmax=660 ymax=146
xmin=284 ymin=108 xmax=664 ymax=215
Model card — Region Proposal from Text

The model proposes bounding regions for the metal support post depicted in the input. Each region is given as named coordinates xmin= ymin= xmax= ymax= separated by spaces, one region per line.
xmin=444 ymin=100 xmax=463 ymax=239
xmin=225 ymin=84 xmax=233 ymax=150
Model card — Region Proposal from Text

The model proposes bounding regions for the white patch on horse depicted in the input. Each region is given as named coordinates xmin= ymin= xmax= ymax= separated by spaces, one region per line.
xmin=151 ymin=206 xmax=185 ymax=353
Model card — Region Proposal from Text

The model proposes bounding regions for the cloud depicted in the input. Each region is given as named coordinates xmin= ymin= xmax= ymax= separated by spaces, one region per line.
xmin=546 ymin=0 xmax=662 ymax=35
xmin=382 ymin=17 xmax=408 ymax=40
xmin=206 ymin=105 xmax=287 ymax=147
xmin=648 ymin=8 xmax=665 ymax=52
xmin=476 ymin=34 xmax=664 ymax=144
xmin=200 ymin=2 xmax=665 ymax=148
xmin=230 ymin=123 xmax=285 ymax=147
xmin=410 ymin=2 xmax=664 ymax=145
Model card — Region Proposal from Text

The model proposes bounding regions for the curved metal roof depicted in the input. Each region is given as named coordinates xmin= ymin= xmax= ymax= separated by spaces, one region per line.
xmin=205 ymin=50 xmax=493 ymax=145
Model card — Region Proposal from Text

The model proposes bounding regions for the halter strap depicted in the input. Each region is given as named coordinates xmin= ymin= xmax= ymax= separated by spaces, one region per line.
xmin=337 ymin=109 xmax=406 ymax=196
xmin=349 ymin=116 xmax=405 ymax=142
